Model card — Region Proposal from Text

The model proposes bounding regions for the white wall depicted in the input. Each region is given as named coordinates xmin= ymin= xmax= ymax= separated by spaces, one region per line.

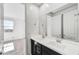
xmin=4 ymin=4 xmax=25 ymax=41
xmin=26 ymin=4 xmax=40 ymax=54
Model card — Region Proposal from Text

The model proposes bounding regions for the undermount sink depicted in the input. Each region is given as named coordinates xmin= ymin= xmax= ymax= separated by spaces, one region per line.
xmin=42 ymin=37 xmax=56 ymax=43
xmin=40 ymin=36 xmax=79 ymax=52
xmin=45 ymin=39 xmax=65 ymax=51
xmin=46 ymin=41 xmax=57 ymax=46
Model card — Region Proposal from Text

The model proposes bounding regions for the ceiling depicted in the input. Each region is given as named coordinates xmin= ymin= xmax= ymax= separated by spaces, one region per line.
xmin=32 ymin=3 xmax=43 ymax=7
xmin=21 ymin=3 xmax=44 ymax=7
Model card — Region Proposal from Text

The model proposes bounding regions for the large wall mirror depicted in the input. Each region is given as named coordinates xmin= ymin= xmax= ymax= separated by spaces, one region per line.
xmin=51 ymin=14 xmax=61 ymax=38
xmin=63 ymin=6 xmax=78 ymax=42
xmin=4 ymin=17 xmax=14 ymax=32
xmin=47 ymin=3 xmax=79 ymax=42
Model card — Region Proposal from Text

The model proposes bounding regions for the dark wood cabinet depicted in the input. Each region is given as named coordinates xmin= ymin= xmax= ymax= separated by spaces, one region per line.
xmin=42 ymin=45 xmax=61 ymax=55
xmin=0 ymin=52 xmax=2 ymax=55
xmin=31 ymin=39 xmax=42 ymax=55
xmin=31 ymin=39 xmax=61 ymax=55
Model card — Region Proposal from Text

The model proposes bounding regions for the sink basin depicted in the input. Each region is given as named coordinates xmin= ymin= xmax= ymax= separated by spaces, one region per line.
xmin=46 ymin=39 xmax=65 ymax=51
xmin=42 ymin=37 xmax=56 ymax=44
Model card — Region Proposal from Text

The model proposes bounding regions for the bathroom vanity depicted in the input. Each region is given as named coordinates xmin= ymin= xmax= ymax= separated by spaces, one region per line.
xmin=31 ymin=34 xmax=79 ymax=55
xmin=31 ymin=39 xmax=61 ymax=55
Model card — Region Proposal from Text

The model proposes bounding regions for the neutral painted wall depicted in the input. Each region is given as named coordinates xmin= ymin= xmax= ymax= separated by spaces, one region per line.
xmin=25 ymin=4 xmax=40 ymax=54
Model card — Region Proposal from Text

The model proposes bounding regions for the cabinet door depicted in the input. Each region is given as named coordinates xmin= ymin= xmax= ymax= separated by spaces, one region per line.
xmin=63 ymin=9 xmax=78 ymax=41
xmin=42 ymin=45 xmax=61 ymax=55
xmin=51 ymin=14 xmax=61 ymax=38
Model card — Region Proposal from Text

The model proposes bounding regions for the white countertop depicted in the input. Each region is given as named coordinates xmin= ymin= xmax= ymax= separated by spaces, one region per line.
xmin=31 ymin=34 xmax=79 ymax=55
